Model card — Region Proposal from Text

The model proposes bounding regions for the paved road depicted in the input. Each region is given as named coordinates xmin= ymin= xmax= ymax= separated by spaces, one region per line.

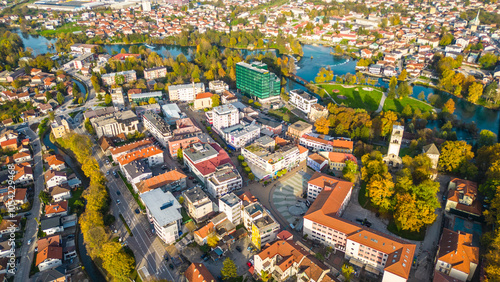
xmin=14 ymin=128 xmax=43 ymax=282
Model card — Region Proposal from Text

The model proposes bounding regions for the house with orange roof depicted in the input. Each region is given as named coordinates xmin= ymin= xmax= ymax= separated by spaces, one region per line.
xmin=116 ymin=144 xmax=164 ymax=167
xmin=45 ymin=154 xmax=66 ymax=171
xmin=193 ymin=92 xmax=213 ymax=110
xmin=13 ymin=163 xmax=33 ymax=185
xmin=445 ymin=179 xmax=482 ymax=218
xmin=184 ymin=262 xmax=216 ymax=282
xmin=136 ymin=169 xmax=187 ymax=194
xmin=307 ymin=172 xmax=353 ymax=207
xmin=318 ymin=151 xmax=358 ymax=172
xmin=194 ymin=221 xmax=215 ymax=245
xmin=303 ymin=185 xmax=416 ymax=281
xmin=253 ymin=239 xmax=336 ymax=282
xmin=434 ymin=229 xmax=478 ymax=281
xmin=36 ymin=243 xmax=63 ymax=271
xmin=0 ymin=139 xmax=17 ymax=151
xmin=109 ymin=139 xmax=153 ymax=161
xmin=45 ymin=201 xmax=68 ymax=218
xmin=45 ymin=170 xmax=68 ymax=189
xmin=307 ymin=153 xmax=328 ymax=172
xmin=300 ymin=134 xmax=353 ymax=153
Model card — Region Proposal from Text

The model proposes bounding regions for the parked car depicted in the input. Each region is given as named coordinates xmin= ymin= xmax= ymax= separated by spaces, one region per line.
xmin=236 ymin=246 xmax=242 ymax=252
xmin=24 ymin=212 xmax=31 ymax=216
xmin=246 ymin=261 xmax=252 ymax=267
xmin=116 ymin=190 xmax=121 ymax=195
xmin=168 ymin=264 xmax=174 ymax=270
xmin=135 ymin=208 xmax=140 ymax=214
xmin=116 ymin=199 xmax=121 ymax=205
xmin=27 ymin=239 xmax=32 ymax=245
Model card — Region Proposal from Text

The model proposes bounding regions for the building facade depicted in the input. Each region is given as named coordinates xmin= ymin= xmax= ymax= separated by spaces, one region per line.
xmin=183 ymin=187 xmax=213 ymax=223
xmin=142 ymin=111 xmax=172 ymax=148
xmin=235 ymin=61 xmax=280 ymax=101
xmin=101 ymin=70 xmax=137 ymax=86
xmin=218 ymin=193 xmax=242 ymax=225
xmin=212 ymin=104 xmax=239 ymax=135
xmin=168 ymin=83 xmax=205 ymax=101
xmin=140 ymin=190 xmax=182 ymax=244
xmin=91 ymin=110 xmax=140 ymax=139
xmin=144 ymin=66 xmax=167 ymax=80
xmin=289 ymin=89 xmax=318 ymax=114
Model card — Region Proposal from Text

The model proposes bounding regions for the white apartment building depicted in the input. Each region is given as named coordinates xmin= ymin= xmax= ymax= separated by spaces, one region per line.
xmin=168 ymin=82 xmax=205 ymax=101
xmin=289 ymin=89 xmax=318 ymax=114
xmin=218 ymin=193 xmax=242 ymax=225
xmin=140 ymin=190 xmax=182 ymax=245
xmin=142 ymin=111 xmax=172 ymax=148
xmin=242 ymin=139 xmax=307 ymax=180
xmin=242 ymin=202 xmax=264 ymax=231
xmin=208 ymin=80 xmax=229 ymax=93
xmin=101 ymin=70 xmax=137 ymax=86
xmin=222 ymin=123 xmax=261 ymax=150
xmin=207 ymin=164 xmax=243 ymax=198
xmin=144 ymin=66 xmax=167 ymax=80
xmin=183 ymin=186 xmax=213 ymax=223
xmin=299 ymin=135 xmax=354 ymax=153
xmin=212 ymin=104 xmax=239 ymax=135
xmin=110 ymin=87 xmax=125 ymax=110
xmin=91 ymin=110 xmax=140 ymax=139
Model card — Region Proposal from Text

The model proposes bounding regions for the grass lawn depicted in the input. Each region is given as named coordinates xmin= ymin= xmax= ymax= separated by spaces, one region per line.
xmin=387 ymin=220 xmax=426 ymax=241
xmin=319 ymin=84 xmax=383 ymax=112
xmin=383 ymin=97 xmax=434 ymax=113
xmin=40 ymin=23 xmax=84 ymax=36
xmin=358 ymin=182 xmax=368 ymax=207
xmin=68 ymin=186 xmax=84 ymax=215
xmin=181 ymin=207 xmax=191 ymax=223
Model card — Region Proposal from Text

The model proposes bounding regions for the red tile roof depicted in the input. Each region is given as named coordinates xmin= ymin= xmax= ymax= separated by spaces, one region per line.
xmin=185 ymin=263 xmax=215 ymax=282
xmin=195 ymin=92 xmax=213 ymax=99
xmin=117 ymin=145 xmax=163 ymax=166
xmin=136 ymin=169 xmax=186 ymax=194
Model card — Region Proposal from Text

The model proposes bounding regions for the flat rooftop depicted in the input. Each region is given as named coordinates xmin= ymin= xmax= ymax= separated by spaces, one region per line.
xmin=219 ymin=193 xmax=241 ymax=207
xmin=184 ymin=143 xmax=218 ymax=163
xmin=140 ymin=190 xmax=182 ymax=227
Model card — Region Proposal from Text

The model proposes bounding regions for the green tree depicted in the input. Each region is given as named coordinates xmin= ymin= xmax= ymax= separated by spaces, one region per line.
xmin=479 ymin=53 xmax=498 ymax=69
xmin=478 ymin=130 xmax=497 ymax=148
xmin=260 ymin=270 xmax=270 ymax=282
xmin=314 ymin=117 xmax=330 ymax=135
xmin=221 ymin=258 xmax=237 ymax=280
xmin=84 ymin=118 xmax=95 ymax=135
xmin=207 ymin=235 xmax=219 ymax=247
xmin=467 ymin=82 xmax=483 ymax=103
xmin=366 ymin=173 xmax=395 ymax=211
xmin=388 ymin=76 xmax=398 ymax=99
xmin=48 ymin=111 xmax=55 ymax=121
xmin=211 ymin=94 xmax=220 ymax=107
xmin=439 ymin=140 xmax=475 ymax=174
xmin=114 ymin=75 xmax=125 ymax=85
xmin=97 ymin=93 xmax=103 ymax=101
xmin=56 ymin=92 xmax=65 ymax=105
xmin=401 ymin=104 xmax=413 ymax=118
xmin=342 ymin=264 xmax=355 ymax=282
xmin=104 ymin=94 xmax=112 ymax=105
xmin=397 ymin=81 xmax=412 ymax=99
xmin=342 ymin=160 xmax=358 ymax=182
xmin=39 ymin=191 xmax=52 ymax=205
xmin=177 ymin=148 xmax=183 ymax=161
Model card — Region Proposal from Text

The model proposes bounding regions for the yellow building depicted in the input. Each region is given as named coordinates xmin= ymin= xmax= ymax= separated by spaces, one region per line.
xmin=51 ymin=117 xmax=70 ymax=138
xmin=251 ymin=223 xmax=261 ymax=250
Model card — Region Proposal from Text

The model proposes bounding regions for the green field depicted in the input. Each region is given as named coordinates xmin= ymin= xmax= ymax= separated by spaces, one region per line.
xmin=40 ymin=23 xmax=84 ymax=36
xmin=383 ymin=96 xmax=434 ymax=113
xmin=319 ymin=84 xmax=383 ymax=112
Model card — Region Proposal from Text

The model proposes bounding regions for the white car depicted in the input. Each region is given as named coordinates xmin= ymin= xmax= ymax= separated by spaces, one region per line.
xmin=27 ymin=239 xmax=32 ymax=245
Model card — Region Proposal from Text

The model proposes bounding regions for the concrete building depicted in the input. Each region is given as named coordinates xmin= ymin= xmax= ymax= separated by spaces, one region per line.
xmin=434 ymin=228 xmax=479 ymax=281
xmin=142 ymin=111 xmax=172 ymax=148
xmin=222 ymin=123 xmax=261 ymax=150
xmin=144 ymin=66 xmax=167 ymax=80
xmin=445 ymin=178 xmax=481 ymax=218
xmin=123 ymin=160 xmax=152 ymax=189
xmin=101 ymin=70 xmax=137 ymax=86
xmin=235 ymin=61 xmax=280 ymax=102
xmin=140 ymin=190 xmax=182 ymax=245
xmin=116 ymin=144 xmax=164 ymax=168
xmin=91 ymin=110 xmax=140 ymax=139
xmin=307 ymin=171 xmax=353 ymax=203
xmin=212 ymin=104 xmax=239 ymax=135
xmin=209 ymin=80 xmax=229 ymax=93
xmin=422 ymin=143 xmax=440 ymax=170
xmin=193 ymin=92 xmax=213 ymax=110
xmin=110 ymin=87 xmax=125 ymax=110
xmin=318 ymin=151 xmax=357 ymax=172
xmin=183 ymin=186 xmax=213 ymax=223
xmin=50 ymin=117 xmax=70 ymax=139
xmin=218 ymin=193 xmax=242 ymax=225
xmin=168 ymin=83 xmax=205 ymax=101
xmin=129 ymin=91 xmax=163 ymax=104
xmin=289 ymin=89 xmax=318 ymax=114
xmin=162 ymin=103 xmax=184 ymax=125
xmin=251 ymin=212 xmax=280 ymax=249
xmin=242 ymin=136 xmax=307 ymax=180
xmin=207 ymin=164 xmax=243 ymax=198
xmin=309 ymin=104 xmax=329 ymax=122
xmin=136 ymin=169 xmax=187 ymax=194
xmin=299 ymin=135 xmax=354 ymax=153
xmin=286 ymin=121 xmax=313 ymax=141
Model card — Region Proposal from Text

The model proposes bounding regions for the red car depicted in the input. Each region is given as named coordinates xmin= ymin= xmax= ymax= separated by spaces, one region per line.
xmin=246 ymin=262 xmax=252 ymax=267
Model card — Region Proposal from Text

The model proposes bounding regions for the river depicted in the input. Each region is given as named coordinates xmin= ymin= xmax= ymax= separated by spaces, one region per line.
xmin=17 ymin=30 xmax=499 ymax=138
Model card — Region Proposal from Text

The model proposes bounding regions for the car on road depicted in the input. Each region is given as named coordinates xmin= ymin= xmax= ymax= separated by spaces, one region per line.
xmin=27 ymin=239 xmax=32 ymax=245
xmin=201 ymin=253 xmax=208 ymax=259
xmin=24 ymin=212 xmax=31 ymax=216
xmin=236 ymin=246 xmax=242 ymax=252
xmin=106 ymin=171 xmax=110 ymax=175
xmin=168 ymin=264 xmax=174 ymax=270
xmin=188 ymin=176 xmax=194 ymax=180
xmin=135 ymin=208 xmax=140 ymax=214
xmin=116 ymin=199 xmax=121 ymax=205
xmin=246 ymin=261 xmax=252 ymax=267
xmin=116 ymin=190 xmax=121 ymax=195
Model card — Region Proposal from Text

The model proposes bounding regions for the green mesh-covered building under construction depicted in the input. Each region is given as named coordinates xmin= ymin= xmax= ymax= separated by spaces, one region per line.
xmin=235 ymin=61 xmax=280 ymax=100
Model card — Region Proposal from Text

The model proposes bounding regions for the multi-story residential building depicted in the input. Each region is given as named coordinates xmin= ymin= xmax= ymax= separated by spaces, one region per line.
xmin=218 ymin=193 xmax=242 ymax=225
xmin=101 ymin=70 xmax=137 ymax=86
xmin=110 ymin=87 xmax=125 ymax=110
xmin=168 ymin=82 xmax=205 ymax=101
xmin=222 ymin=123 xmax=261 ymax=150
xmin=253 ymin=239 xmax=335 ymax=282
xmin=300 ymin=135 xmax=354 ymax=153
xmin=434 ymin=228 xmax=479 ymax=281
xmin=303 ymin=186 xmax=416 ymax=281
xmin=83 ymin=106 xmax=115 ymax=120
xmin=183 ymin=142 xmax=241 ymax=198
xmin=242 ymin=136 xmax=307 ymax=180
xmin=306 ymin=153 xmax=328 ymax=172
xmin=309 ymin=104 xmax=329 ymax=122
xmin=36 ymin=237 xmax=63 ymax=271
xmin=445 ymin=178 xmax=481 ymax=218
xmin=289 ymin=89 xmax=318 ymax=114
xmin=212 ymin=104 xmax=239 ymax=135
xmin=168 ymin=135 xmax=204 ymax=157
xmin=286 ymin=120 xmax=313 ymax=141
xmin=50 ymin=117 xmax=70 ymax=139
xmin=307 ymin=171 xmax=353 ymax=203
xmin=140 ymin=190 xmax=182 ymax=245
xmin=136 ymin=169 xmax=186 ymax=194
xmin=142 ymin=111 xmax=172 ymax=148
xmin=117 ymin=144 xmax=164 ymax=168
xmin=135 ymin=104 xmax=161 ymax=116
xmin=251 ymin=212 xmax=280 ymax=250
xmin=129 ymin=91 xmax=163 ymax=103
xmin=255 ymin=117 xmax=283 ymax=135
xmin=110 ymin=139 xmax=153 ymax=162
xmin=183 ymin=186 xmax=213 ymax=223
xmin=144 ymin=66 xmax=167 ymax=80
xmin=44 ymin=170 xmax=68 ymax=189
xmin=162 ymin=103 xmax=184 ymax=125
xmin=123 ymin=160 xmax=152 ymax=189
xmin=91 ymin=110 xmax=140 ymax=139
xmin=207 ymin=164 xmax=243 ymax=198
xmin=242 ymin=202 xmax=264 ymax=231
xmin=193 ymin=92 xmax=213 ymax=110
xmin=209 ymin=80 xmax=229 ymax=93
xmin=70 ymin=43 xmax=98 ymax=54
xmin=235 ymin=61 xmax=280 ymax=102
